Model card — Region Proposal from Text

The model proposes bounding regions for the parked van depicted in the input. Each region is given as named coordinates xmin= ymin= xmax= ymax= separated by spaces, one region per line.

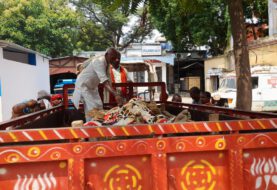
xmin=212 ymin=65 xmax=277 ymax=111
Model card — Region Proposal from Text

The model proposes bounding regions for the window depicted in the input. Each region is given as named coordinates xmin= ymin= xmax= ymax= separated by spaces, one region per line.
xmin=220 ymin=78 xmax=236 ymax=89
xmin=252 ymin=77 xmax=259 ymax=89
xmin=211 ymin=76 xmax=219 ymax=91
xmin=3 ymin=48 xmax=36 ymax=66
xmin=133 ymin=71 xmax=145 ymax=82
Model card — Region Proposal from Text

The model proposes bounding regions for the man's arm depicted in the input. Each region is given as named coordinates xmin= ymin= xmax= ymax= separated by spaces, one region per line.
xmin=11 ymin=100 xmax=37 ymax=118
xmin=93 ymin=57 xmax=123 ymax=106
xmin=103 ymin=80 xmax=123 ymax=106
xmin=12 ymin=103 xmax=26 ymax=118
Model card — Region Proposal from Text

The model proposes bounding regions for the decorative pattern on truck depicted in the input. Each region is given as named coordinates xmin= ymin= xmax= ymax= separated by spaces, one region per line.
xmin=86 ymin=155 xmax=152 ymax=189
xmin=103 ymin=164 xmax=142 ymax=189
xmin=244 ymin=149 xmax=277 ymax=190
xmin=0 ymin=128 xmax=276 ymax=189
xmin=0 ymin=119 xmax=276 ymax=143
xmin=180 ymin=160 xmax=217 ymax=190
xmin=0 ymin=161 xmax=67 ymax=190
xmin=14 ymin=172 xmax=57 ymax=190
xmin=167 ymin=150 xmax=229 ymax=190
xmin=250 ymin=157 xmax=277 ymax=190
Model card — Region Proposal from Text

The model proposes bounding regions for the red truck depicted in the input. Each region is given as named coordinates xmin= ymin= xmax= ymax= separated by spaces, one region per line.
xmin=0 ymin=82 xmax=277 ymax=190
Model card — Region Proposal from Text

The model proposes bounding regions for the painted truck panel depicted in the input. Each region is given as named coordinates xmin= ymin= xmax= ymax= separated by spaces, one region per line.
xmin=0 ymin=82 xmax=276 ymax=190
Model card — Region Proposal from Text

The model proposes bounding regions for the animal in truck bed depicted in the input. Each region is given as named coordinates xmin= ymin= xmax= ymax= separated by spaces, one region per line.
xmin=0 ymin=82 xmax=277 ymax=190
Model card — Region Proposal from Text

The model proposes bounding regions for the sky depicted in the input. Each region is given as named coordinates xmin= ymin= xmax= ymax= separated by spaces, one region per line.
xmin=122 ymin=15 xmax=163 ymax=43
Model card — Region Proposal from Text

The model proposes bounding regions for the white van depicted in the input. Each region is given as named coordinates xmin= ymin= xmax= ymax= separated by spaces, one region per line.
xmin=212 ymin=65 xmax=277 ymax=111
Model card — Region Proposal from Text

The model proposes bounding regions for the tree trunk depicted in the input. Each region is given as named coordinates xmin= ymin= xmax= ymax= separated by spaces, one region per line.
xmin=227 ymin=0 xmax=252 ymax=110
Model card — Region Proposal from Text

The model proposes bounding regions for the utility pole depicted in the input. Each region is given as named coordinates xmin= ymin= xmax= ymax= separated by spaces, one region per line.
xmin=268 ymin=0 xmax=277 ymax=36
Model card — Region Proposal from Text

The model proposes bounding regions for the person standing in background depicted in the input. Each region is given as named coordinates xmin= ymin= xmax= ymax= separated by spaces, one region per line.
xmin=108 ymin=60 xmax=132 ymax=103
xmin=200 ymin=91 xmax=213 ymax=105
xmin=171 ymin=94 xmax=182 ymax=103
xmin=189 ymin=87 xmax=201 ymax=104
xmin=37 ymin=90 xmax=52 ymax=109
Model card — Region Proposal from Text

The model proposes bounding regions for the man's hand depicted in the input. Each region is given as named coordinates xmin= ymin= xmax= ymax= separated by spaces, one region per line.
xmin=115 ymin=94 xmax=123 ymax=107
xmin=103 ymin=80 xmax=124 ymax=106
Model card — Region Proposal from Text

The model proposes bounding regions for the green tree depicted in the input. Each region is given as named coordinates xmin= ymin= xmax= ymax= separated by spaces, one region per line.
xmin=0 ymin=0 xmax=79 ymax=57
xmin=243 ymin=0 xmax=268 ymax=23
xmin=243 ymin=0 xmax=268 ymax=39
xmin=110 ymin=0 xmax=266 ymax=110
xmin=75 ymin=18 xmax=112 ymax=51
xmin=148 ymin=0 xmax=229 ymax=55
xmin=71 ymin=0 xmax=154 ymax=50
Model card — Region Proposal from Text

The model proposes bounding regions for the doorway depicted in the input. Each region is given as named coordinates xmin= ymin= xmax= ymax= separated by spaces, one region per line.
xmin=210 ymin=76 xmax=219 ymax=92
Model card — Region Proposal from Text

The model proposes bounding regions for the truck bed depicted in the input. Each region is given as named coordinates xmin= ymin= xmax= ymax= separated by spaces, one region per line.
xmin=0 ymin=82 xmax=276 ymax=190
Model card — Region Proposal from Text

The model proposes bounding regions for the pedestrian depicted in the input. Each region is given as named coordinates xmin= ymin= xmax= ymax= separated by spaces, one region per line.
xmin=51 ymin=94 xmax=63 ymax=106
xmin=72 ymin=48 xmax=123 ymax=121
xmin=171 ymin=93 xmax=182 ymax=103
xmin=37 ymin=90 xmax=52 ymax=109
xmin=108 ymin=58 xmax=132 ymax=103
xmin=189 ymin=86 xmax=201 ymax=104
xmin=200 ymin=91 xmax=213 ymax=105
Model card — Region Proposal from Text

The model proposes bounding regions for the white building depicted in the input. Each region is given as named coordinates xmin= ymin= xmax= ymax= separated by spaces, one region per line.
xmin=268 ymin=0 xmax=277 ymax=36
xmin=0 ymin=41 xmax=50 ymax=122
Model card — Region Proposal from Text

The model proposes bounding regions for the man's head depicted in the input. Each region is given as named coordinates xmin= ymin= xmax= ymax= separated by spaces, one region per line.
xmin=172 ymin=94 xmax=182 ymax=103
xmin=189 ymin=87 xmax=200 ymax=102
xmin=51 ymin=94 xmax=63 ymax=106
xmin=37 ymin=90 xmax=51 ymax=101
xmin=200 ymin=91 xmax=211 ymax=104
xmin=105 ymin=48 xmax=121 ymax=69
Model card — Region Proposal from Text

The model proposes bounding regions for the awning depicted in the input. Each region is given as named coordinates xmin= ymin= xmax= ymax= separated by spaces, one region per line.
xmin=207 ymin=68 xmax=228 ymax=76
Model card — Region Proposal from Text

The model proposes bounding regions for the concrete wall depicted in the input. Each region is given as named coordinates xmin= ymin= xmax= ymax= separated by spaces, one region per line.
xmin=249 ymin=43 xmax=277 ymax=66
xmin=0 ymin=48 xmax=50 ymax=121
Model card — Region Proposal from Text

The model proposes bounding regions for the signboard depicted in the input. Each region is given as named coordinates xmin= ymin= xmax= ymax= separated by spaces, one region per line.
xmin=268 ymin=77 xmax=277 ymax=88
xmin=126 ymin=49 xmax=142 ymax=57
xmin=141 ymin=45 xmax=162 ymax=56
